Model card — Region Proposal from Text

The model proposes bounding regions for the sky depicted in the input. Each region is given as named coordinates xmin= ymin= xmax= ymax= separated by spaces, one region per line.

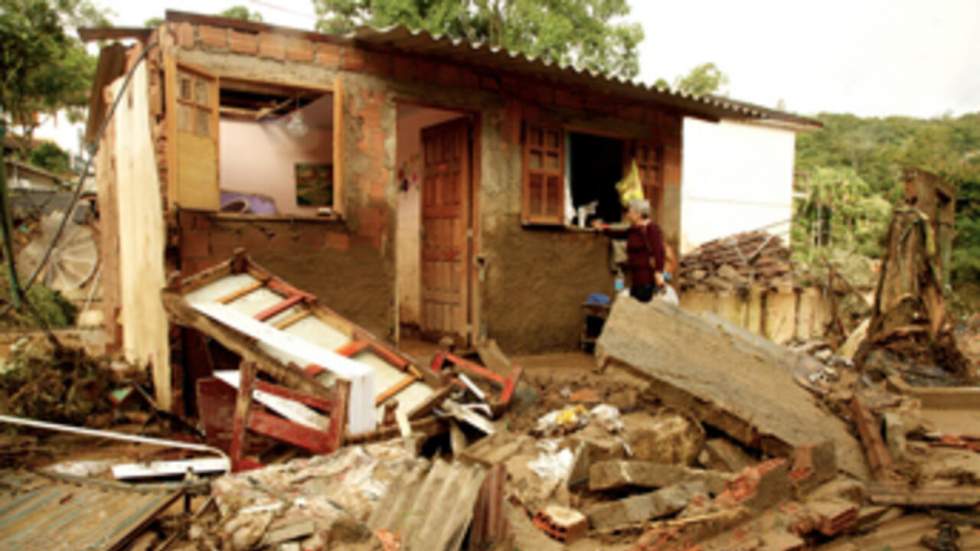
xmin=38 ymin=0 xmax=980 ymax=153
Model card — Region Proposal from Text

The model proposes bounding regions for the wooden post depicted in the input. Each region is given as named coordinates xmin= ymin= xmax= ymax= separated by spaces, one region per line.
xmin=0 ymin=121 xmax=24 ymax=308
xmin=229 ymin=360 xmax=256 ymax=471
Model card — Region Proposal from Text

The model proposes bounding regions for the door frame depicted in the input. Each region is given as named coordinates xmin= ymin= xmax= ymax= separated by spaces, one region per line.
xmin=394 ymin=99 xmax=481 ymax=347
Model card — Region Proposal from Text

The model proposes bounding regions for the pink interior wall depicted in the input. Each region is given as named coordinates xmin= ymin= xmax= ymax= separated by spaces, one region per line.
xmin=219 ymin=95 xmax=333 ymax=216
xmin=395 ymin=105 xmax=464 ymax=326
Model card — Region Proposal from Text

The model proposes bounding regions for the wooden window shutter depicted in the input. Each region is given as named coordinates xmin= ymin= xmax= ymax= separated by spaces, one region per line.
xmin=164 ymin=58 xmax=220 ymax=211
xmin=522 ymin=123 xmax=564 ymax=225
xmin=630 ymin=140 xmax=664 ymax=220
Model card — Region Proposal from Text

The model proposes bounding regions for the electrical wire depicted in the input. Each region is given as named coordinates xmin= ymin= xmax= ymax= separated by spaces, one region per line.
xmin=0 ymin=39 xmax=157 ymax=319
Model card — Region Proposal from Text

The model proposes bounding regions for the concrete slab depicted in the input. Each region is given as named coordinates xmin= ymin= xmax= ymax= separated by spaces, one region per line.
xmin=596 ymin=299 xmax=869 ymax=479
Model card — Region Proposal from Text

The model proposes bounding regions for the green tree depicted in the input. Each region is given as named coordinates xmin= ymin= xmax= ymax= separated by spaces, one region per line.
xmin=144 ymin=16 xmax=163 ymax=28
xmin=311 ymin=0 xmax=644 ymax=79
xmin=673 ymin=62 xmax=729 ymax=96
xmin=27 ymin=141 xmax=71 ymax=174
xmin=219 ymin=5 xmax=264 ymax=22
xmin=0 ymin=0 xmax=105 ymax=141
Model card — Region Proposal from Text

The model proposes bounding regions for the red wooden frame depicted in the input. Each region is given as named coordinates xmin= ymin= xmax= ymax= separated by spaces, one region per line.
xmin=429 ymin=351 xmax=522 ymax=415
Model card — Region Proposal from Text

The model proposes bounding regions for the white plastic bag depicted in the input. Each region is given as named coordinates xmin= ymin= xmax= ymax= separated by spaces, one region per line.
xmin=657 ymin=283 xmax=679 ymax=306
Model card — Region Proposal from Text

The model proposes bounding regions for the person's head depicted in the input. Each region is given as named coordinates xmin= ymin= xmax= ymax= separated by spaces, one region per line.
xmin=626 ymin=199 xmax=651 ymax=225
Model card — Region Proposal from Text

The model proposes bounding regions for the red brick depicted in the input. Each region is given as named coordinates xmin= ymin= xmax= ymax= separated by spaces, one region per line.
xmin=257 ymin=32 xmax=286 ymax=60
xmin=229 ymin=30 xmax=259 ymax=55
xmin=341 ymin=48 xmax=366 ymax=71
xmin=175 ymin=22 xmax=195 ymax=49
xmin=285 ymin=37 xmax=314 ymax=62
xmin=198 ymin=25 xmax=228 ymax=50
xmin=314 ymin=43 xmax=341 ymax=67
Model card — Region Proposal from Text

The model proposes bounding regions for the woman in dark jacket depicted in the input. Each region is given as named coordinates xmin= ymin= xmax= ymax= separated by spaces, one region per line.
xmin=593 ymin=199 xmax=665 ymax=303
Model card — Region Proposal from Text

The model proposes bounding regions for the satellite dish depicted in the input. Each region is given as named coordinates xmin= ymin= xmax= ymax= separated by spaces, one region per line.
xmin=17 ymin=211 xmax=99 ymax=294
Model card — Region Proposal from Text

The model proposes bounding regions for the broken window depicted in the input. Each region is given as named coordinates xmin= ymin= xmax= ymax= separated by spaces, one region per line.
xmin=217 ymin=80 xmax=335 ymax=217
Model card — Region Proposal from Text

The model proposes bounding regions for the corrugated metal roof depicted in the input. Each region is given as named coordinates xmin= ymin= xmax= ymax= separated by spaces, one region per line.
xmin=368 ymin=459 xmax=488 ymax=551
xmin=350 ymin=25 xmax=784 ymax=123
xmin=161 ymin=10 xmax=820 ymax=128
xmin=0 ymin=470 xmax=182 ymax=551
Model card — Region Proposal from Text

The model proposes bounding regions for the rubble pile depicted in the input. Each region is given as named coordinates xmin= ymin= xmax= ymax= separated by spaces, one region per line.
xmin=676 ymin=230 xmax=795 ymax=292
xmin=1 ymin=251 xmax=977 ymax=551
xmin=0 ymin=337 xmax=142 ymax=426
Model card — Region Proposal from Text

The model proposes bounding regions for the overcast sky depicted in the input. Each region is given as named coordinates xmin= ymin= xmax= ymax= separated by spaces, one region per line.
xmin=105 ymin=0 xmax=980 ymax=117
xmin=38 ymin=0 xmax=980 ymax=151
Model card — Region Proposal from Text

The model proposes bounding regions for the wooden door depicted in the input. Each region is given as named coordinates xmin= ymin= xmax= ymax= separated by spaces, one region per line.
xmin=420 ymin=118 xmax=471 ymax=341
xmin=166 ymin=60 xmax=220 ymax=210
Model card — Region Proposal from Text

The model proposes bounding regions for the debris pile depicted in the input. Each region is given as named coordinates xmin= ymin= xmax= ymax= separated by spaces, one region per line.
xmin=676 ymin=231 xmax=794 ymax=292
xmin=1 ymin=248 xmax=977 ymax=551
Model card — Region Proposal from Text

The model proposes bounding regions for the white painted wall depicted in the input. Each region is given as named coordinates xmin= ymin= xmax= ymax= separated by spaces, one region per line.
xmin=680 ymin=118 xmax=796 ymax=253
xmin=219 ymin=95 xmax=333 ymax=216
xmin=395 ymin=106 xmax=463 ymax=326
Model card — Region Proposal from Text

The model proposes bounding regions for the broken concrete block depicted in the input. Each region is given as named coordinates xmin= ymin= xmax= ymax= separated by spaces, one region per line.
xmin=790 ymin=441 xmax=838 ymax=493
xmin=701 ymin=438 xmax=755 ymax=473
xmin=596 ymin=299 xmax=869 ymax=479
xmin=623 ymin=411 xmax=705 ymax=466
xmin=532 ymin=505 xmax=587 ymax=544
xmin=882 ymin=412 xmax=907 ymax=461
xmin=716 ymin=459 xmax=794 ymax=512
xmin=586 ymin=481 xmax=706 ymax=532
xmin=588 ymin=460 xmax=733 ymax=495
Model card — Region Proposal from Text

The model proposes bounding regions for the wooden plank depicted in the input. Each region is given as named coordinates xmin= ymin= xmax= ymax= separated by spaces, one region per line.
xmin=332 ymin=75 xmax=345 ymax=217
xmin=78 ymin=26 xmax=152 ymax=42
xmin=254 ymin=294 xmax=307 ymax=322
xmin=375 ymin=373 xmax=420 ymax=406
xmin=215 ymin=370 xmax=329 ymax=431
xmin=162 ymin=292 xmax=336 ymax=402
xmin=248 ymin=410 xmax=334 ymax=453
xmin=110 ymin=62 xmax=172 ymax=410
xmin=273 ymin=308 xmax=312 ymax=330
xmin=229 ymin=361 xmax=255 ymax=469
xmin=217 ymin=279 xmax=265 ymax=304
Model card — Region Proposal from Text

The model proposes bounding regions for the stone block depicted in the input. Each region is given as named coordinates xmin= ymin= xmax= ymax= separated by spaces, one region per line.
xmin=588 ymin=460 xmax=733 ymax=495
xmin=624 ymin=411 xmax=704 ymax=465
xmin=586 ymin=481 xmax=705 ymax=532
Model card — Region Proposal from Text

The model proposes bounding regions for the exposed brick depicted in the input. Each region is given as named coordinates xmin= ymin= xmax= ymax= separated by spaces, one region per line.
xmin=314 ymin=43 xmax=341 ymax=67
xmin=533 ymin=505 xmax=587 ymax=544
xmin=257 ymin=32 xmax=286 ymax=60
xmin=285 ymin=37 xmax=314 ymax=63
xmin=229 ymin=30 xmax=259 ymax=55
xmin=175 ymin=22 xmax=195 ymax=49
xmin=198 ymin=25 xmax=228 ymax=50
xmin=341 ymin=48 xmax=366 ymax=71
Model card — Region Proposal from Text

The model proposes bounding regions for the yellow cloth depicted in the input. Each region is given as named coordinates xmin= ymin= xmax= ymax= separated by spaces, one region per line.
xmin=616 ymin=160 xmax=644 ymax=207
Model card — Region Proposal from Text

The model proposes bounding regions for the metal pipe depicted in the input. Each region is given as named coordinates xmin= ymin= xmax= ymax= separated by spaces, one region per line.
xmin=0 ymin=414 xmax=229 ymax=464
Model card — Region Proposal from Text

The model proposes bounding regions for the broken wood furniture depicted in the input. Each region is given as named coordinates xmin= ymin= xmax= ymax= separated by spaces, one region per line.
xmin=430 ymin=350 xmax=523 ymax=416
xmin=164 ymin=249 xmax=449 ymax=446
xmin=197 ymin=361 xmax=349 ymax=471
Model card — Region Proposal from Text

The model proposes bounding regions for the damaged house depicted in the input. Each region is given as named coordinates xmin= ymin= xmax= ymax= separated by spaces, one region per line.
xmin=85 ymin=11 xmax=818 ymax=410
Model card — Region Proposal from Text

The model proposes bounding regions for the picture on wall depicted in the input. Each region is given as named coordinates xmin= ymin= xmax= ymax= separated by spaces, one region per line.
xmin=295 ymin=162 xmax=333 ymax=207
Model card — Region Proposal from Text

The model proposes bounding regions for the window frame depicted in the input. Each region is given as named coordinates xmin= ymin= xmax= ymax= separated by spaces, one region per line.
xmin=521 ymin=122 xmax=566 ymax=226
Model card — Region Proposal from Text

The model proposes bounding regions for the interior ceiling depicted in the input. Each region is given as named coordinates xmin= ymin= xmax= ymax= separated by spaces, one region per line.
xmin=219 ymin=79 xmax=332 ymax=127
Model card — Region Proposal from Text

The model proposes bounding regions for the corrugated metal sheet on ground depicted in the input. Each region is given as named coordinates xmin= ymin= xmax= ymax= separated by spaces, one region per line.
xmin=368 ymin=459 xmax=487 ymax=551
xmin=0 ymin=470 xmax=181 ymax=551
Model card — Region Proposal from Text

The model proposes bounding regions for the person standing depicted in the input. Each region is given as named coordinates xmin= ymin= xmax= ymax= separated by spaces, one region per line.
xmin=593 ymin=199 xmax=666 ymax=303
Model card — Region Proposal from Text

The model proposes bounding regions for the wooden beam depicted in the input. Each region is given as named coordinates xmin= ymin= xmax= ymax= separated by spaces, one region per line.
xmin=332 ymin=75 xmax=345 ymax=217
xmin=274 ymin=309 xmax=312 ymax=330
xmin=217 ymin=279 xmax=265 ymax=304
xmin=78 ymin=27 xmax=152 ymax=42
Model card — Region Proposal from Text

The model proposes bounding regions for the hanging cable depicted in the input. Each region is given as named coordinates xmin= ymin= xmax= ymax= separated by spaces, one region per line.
xmin=0 ymin=38 xmax=157 ymax=319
